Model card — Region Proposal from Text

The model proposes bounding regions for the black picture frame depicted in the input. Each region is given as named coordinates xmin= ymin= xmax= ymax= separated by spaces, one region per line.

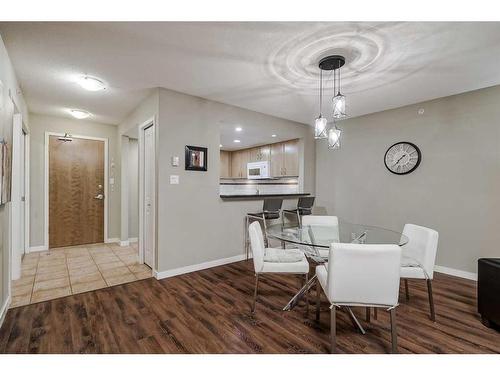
xmin=185 ymin=145 xmax=208 ymax=171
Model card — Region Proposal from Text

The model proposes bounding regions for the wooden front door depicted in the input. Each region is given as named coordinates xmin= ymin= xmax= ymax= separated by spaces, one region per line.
xmin=49 ymin=136 xmax=105 ymax=248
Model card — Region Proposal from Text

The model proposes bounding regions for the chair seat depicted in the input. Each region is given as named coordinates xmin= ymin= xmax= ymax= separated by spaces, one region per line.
xmin=283 ymin=208 xmax=312 ymax=216
xmin=260 ymin=251 xmax=309 ymax=274
xmin=248 ymin=211 xmax=280 ymax=220
xmin=316 ymin=263 xmax=329 ymax=300
xmin=400 ymin=265 xmax=427 ymax=279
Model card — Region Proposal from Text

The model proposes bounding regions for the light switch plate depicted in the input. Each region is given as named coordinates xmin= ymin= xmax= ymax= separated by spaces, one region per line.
xmin=170 ymin=175 xmax=179 ymax=184
xmin=171 ymin=156 xmax=180 ymax=167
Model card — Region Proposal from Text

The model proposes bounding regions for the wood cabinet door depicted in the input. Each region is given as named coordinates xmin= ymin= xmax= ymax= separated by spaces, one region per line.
xmin=248 ymin=147 xmax=260 ymax=163
xmin=259 ymin=145 xmax=271 ymax=162
xmin=270 ymin=142 xmax=284 ymax=177
xmin=283 ymin=139 xmax=299 ymax=176
xmin=220 ymin=151 xmax=231 ymax=178
xmin=49 ymin=136 xmax=104 ymax=248
xmin=230 ymin=149 xmax=249 ymax=178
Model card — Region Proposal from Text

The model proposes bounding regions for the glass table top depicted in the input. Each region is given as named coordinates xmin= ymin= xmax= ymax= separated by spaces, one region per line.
xmin=267 ymin=220 xmax=408 ymax=249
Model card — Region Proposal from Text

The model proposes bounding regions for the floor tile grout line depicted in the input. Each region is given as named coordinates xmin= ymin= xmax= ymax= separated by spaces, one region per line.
xmin=65 ymin=248 xmax=74 ymax=295
xmin=28 ymin=254 xmax=41 ymax=305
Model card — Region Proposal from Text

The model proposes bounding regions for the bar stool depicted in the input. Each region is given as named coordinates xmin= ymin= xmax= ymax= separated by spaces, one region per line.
xmin=282 ymin=196 xmax=315 ymax=227
xmin=244 ymin=198 xmax=283 ymax=260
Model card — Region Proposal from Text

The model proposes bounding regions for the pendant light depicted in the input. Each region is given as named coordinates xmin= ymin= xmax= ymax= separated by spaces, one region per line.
xmin=315 ymin=55 xmax=347 ymax=150
xmin=314 ymin=69 xmax=328 ymax=139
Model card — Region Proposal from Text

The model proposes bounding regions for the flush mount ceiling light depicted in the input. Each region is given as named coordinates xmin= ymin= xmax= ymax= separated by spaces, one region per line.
xmin=69 ymin=109 xmax=91 ymax=119
xmin=314 ymin=55 xmax=347 ymax=150
xmin=235 ymin=127 xmax=243 ymax=132
xmin=271 ymin=134 xmax=277 ymax=138
xmin=77 ymin=75 xmax=106 ymax=91
xmin=233 ymin=139 xmax=241 ymax=143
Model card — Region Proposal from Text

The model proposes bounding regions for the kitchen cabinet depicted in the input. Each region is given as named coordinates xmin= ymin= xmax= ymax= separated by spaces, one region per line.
xmin=249 ymin=145 xmax=271 ymax=162
xmin=220 ymin=150 xmax=231 ymax=178
xmin=230 ymin=149 xmax=249 ymax=178
xmin=270 ymin=139 xmax=299 ymax=177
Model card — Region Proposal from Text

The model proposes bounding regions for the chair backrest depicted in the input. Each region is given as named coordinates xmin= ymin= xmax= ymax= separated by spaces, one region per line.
xmin=402 ymin=223 xmax=439 ymax=279
xmin=297 ymin=196 xmax=315 ymax=210
xmin=248 ymin=221 xmax=266 ymax=273
xmin=302 ymin=215 xmax=338 ymax=227
xmin=324 ymin=243 xmax=402 ymax=307
xmin=263 ymin=198 xmax=283 ymax=213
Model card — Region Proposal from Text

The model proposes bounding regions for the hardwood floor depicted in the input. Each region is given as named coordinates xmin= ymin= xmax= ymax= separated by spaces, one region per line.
xmin=0 ymin=260 xmax=498 ymax=354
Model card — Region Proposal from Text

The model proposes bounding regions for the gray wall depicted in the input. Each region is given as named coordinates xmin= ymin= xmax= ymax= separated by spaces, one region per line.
xmin=28 ymin=114 xmax=121 ymax=247
xmin=0 ymin=35 xmax=29 ymax=315
xmin=156 ymin=88 xmax=315 ymax=272
xmin=128 ymin=138 xmax=138 ymax=238
xmin=316 ymin=85 xmax=500 ymax=274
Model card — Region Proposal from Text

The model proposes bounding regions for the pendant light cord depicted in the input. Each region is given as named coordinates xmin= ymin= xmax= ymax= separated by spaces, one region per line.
xmin=319 ymin=69 xmax=323 ymax=116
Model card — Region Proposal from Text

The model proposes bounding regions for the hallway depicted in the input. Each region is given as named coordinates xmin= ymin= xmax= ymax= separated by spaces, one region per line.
xmin=11 ymin=242 xmax=151 ymax=308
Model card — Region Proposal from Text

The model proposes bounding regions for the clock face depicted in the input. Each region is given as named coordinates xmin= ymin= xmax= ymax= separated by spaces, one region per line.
xmin=384 ymin=142 xmax=421 ymax=175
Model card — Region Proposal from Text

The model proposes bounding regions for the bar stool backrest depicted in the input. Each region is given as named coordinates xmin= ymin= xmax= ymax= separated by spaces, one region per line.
xmin=263 ymin=198 xmax=283 ymax=213
xmin=297 ymin=196 xmax=315 ymax=210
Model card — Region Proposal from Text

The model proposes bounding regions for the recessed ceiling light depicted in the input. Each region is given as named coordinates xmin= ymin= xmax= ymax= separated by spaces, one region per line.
xmin=219 ymin=144 xmax=223 ymax=148
xmin=233 ymin=139 xmax=241 ymax=143
xmin=69 ymin=109 xmax=91 ymax=119
xmin=271 ymin=134 xmax=277 ymax=137
xmin=77 ymin=75 xmax=106 ymax=91
xmin=235 ymin=127 xmax=242 ymax=132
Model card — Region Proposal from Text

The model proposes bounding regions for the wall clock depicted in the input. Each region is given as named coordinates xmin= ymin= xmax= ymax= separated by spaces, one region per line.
xmin=384 ymin=142 xmax=421 ymax=175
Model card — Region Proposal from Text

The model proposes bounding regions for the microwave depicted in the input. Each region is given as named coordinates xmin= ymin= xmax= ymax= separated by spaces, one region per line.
xmin=247 ymin=161 xmax=270 ymax=179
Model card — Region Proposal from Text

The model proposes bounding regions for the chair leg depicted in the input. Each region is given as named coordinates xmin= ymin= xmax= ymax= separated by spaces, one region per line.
xmin=262 ymin=214 xmax=269 ymax=247
xmin=404 ymin=279 xmax=410 ymax=301
xmin=389 ymin=308 xmax=398 ymax=354
xmin=366 ymin=307 xmax=371 ymax=323
xmin=427 ymin=279 xmax=436 ymax=321
xmin=315 ymin=279 xmax=321 ymax=321
xmin=245 ymin=216 xmax=249 ymax=260
xmin=373 ymin=307 xmax=378 ymax=320
xmin=330 ymin=306 xmax=337 ymax=353
xmin=296 ymin=209 xmax=301 ymax=227
xmin=304 ymin=274 xmax=309 ymax=316
xmin=251 ymin=274 xmax=259 ymax=313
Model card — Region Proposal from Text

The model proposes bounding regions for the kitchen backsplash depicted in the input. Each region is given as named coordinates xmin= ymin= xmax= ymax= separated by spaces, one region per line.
xmin=220 ymin=177 xmax=299 ymax=195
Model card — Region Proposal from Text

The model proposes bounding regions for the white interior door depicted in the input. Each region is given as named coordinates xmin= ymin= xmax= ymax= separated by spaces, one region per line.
xmin=143 ymin=125 xmax=155 ymax=268
xmin=11 ymin=114 xmax=24 ymax=280
xmin=20 ymin=130 xmax=26 ymax=256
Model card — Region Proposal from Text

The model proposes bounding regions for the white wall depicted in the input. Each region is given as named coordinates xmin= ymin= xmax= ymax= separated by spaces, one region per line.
xmin=316 ymin=85 xmax=500 ymax=274
xmin=0 ymin=35 xmax=29 ymax=319
xmin=128 ymin=138 xmax=138 ymax=238
xmin=28 ymin=113 xmax=121 ymax=247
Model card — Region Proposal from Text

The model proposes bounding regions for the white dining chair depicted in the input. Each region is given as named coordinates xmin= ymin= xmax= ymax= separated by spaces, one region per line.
xmin=400 ymin=223 xmax=439 ymax=321
xmin=248 ymin=221 xmax=310 ymax=313
xmin=315 ymin=243 xmax=402 ymax=353
xmin=301 ymin=215 xmax=339 ymax=258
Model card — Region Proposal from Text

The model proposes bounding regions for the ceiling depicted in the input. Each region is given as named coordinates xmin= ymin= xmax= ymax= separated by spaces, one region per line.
xmin=219 ymin=122 xmax=298 ymax=151
xmin=2 ymin=22 xmax=500 ymax=126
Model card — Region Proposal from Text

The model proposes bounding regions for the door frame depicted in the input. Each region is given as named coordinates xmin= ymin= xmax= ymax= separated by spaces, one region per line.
xmin=44 ymin=132 xmax=109 ymax=249
xmin=138 ymin=117 xmax=156 ymax=272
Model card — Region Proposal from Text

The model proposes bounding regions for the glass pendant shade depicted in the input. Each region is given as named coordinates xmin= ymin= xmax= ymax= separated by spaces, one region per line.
xmin=328 ymin=126 xmax=342 ymax=150
xmin=332 ymin=93 xmax=347 ymax=119
xmin=314 ymin=116 xmax=328 ymax=139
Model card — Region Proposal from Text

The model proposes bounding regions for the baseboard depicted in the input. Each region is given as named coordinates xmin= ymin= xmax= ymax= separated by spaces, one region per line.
xmin=128 ymin=237 xmax=138 ymax=243
xmin=0 ymin=294 xmax=11 ymax=330
xmin=105 ymin=237 xmax=119 ymax=244
xmin=29 ymin=245 xmax=48 ymax=252
xmin=434 ymin=265 xmax=477 ymax=281
xmin=155 ymin=254 xmax=247 ymax=280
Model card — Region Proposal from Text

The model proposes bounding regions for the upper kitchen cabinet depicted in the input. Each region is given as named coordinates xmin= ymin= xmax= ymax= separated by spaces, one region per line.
xmin=220 ymin=150 xmax=231 ymax=178
xmin=270 ymin=139 xmax=299 ymax=177
xmin=230 ymin=149 xmax=249 ymax=178
xmin=249 ymin=145 xmax=271 ymax=162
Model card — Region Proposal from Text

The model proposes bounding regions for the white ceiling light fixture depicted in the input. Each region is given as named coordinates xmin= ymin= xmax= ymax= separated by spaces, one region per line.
xmin=69 ymin=109 xmax=91 ymax=119
xmin=77 ymin=75 xmax=106 ymax=91
xmin=235 ymin=127 xmax=243 ymax=132
xmin=233 ymin=139 xmax=241 ymax=143
xmin=315 ymin=55 xmax=348 ymax=150
xmin=220 ymin=144 xmax=223 ymax=148
xmin=271 ymin=134 xmax=277 ymax=138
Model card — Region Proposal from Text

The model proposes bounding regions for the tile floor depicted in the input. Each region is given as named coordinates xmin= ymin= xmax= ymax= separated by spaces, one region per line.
xmin=11 ymin=242 xmax=152 ymax=308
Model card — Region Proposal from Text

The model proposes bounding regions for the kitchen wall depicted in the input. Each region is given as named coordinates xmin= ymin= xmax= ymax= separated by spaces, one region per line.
xmin=316 ymin=85 xmax=500 ymax=275
xmin=0 ymin=35 xmax=29 ymax=322
xmin=28 ymin=113 xmax=121 ymax=247
xmin=155 ymin=87 xmax=315 ymax=273
xmin=219 ymin=178 xmax=299 ymax=196
xmin=128 ymin=138 xmax=139 ymax=238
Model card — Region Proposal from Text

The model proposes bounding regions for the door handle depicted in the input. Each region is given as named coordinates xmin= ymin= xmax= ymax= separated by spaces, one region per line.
xmin=94 ymin=194 xmax=104 ymax=200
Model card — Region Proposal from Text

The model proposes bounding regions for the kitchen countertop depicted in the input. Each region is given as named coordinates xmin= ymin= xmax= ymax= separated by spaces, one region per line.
xmin=220 ymin=193 xmax=310 ymax=199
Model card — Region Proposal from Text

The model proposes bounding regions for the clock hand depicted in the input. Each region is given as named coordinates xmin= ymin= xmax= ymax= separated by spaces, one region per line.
xmin=392 ymin=155 xmax=405 ymax=167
